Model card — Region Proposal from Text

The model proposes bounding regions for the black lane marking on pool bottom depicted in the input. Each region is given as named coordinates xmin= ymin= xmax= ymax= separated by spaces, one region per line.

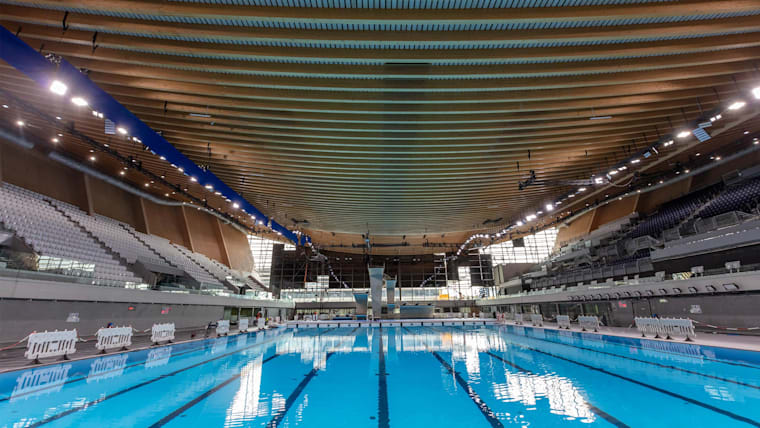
xmin=502 ymin=343 xmax=760 ymax=427
xmin=484 ymin=352 xmax=629 ymax=428
xmin=425 ymin=326 xmax=628 ymax=427
xmin=266 ymin=327 xmax=361 ymax=428
xmin=377 ymin=327 xmax=390 ymax=428
xmin=28 ymin=329 xmax=331 ymax=427
xmin=430 ymin=351 xmax=504 ymax=428
xmin=501 ymin=329 xmax=760 ymax=390
xmin=149 ymin=354 xmax=281 ymax=428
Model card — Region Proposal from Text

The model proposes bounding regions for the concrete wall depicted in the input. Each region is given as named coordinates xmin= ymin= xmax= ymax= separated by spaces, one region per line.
xmin=0 ymin=299 xmax=223 ymax=342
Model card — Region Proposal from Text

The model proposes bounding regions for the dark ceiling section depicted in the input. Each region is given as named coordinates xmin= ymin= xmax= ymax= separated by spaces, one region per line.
xmin=2 ymin=0 xmax=760 ymax=248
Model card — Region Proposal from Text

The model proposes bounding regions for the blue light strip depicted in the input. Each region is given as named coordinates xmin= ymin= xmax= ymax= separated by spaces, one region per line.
xmin=0 ymin=26 xmax=306 ymax=245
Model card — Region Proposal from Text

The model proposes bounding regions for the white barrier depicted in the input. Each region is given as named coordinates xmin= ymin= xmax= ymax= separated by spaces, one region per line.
xmin=95 ymin=326 xmax=132 ymax=352
xmin=239 ymin=318 xmax=249 ymax=333
xmin=514 ymin=313 xmax=524 ymax=325
xmin=531 ymin=314 xmax=544 ymax=327
xmin=25 ymin=330 xmax=78 ymax=362
xmin=556 ymin=315 xmax=571 ymax=329
xmin=257 ymin=318 xmax=265 ymax=329
xmin=150 ymin=323 xmax=175 ymax=344
xmin=578 ymin=316 xmax=600 ymax=332
xmin=635 ymin=317 xmax=696 ymax=341
xmin=216 ymin=320 xmax=230 ymax=336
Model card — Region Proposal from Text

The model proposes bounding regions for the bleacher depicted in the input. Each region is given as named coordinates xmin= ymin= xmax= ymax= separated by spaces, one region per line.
xmin=0 ymin=182 xmax=256 ymax=292
xmin=522 ymin=172 xmax=760 ymax=292
xmin=0 ymin=184 xmax=143 ymax=287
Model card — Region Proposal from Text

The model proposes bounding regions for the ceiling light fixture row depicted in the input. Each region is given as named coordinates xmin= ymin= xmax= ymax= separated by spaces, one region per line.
xmin=454 ymin=83 xmax=760 ymax=258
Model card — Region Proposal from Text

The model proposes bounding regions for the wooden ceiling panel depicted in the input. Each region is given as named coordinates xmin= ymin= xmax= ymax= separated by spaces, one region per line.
xmin=1 ymin=0 xmax=759 ymax=252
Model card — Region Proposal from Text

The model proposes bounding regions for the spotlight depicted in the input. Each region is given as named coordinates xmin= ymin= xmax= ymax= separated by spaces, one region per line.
xmin=190 ymin=176 xmax=197 ymax=182
xmin=545 ymin=203 xmax=554 ymax=211
xmin=71 ymin=97 xmax=88 ymax=107
xmin=1 ymin=104 xmax=7 ymax=108
xmin=51 ymin=137 xmax=59 ymax=143
xmin=753 ymin=87 xmax=760 ymax=99
xmin=144 ymin=183 xmax=150 ymax=187
xmin=205 ymin=184 xmax=213 ymax=190
xmin=55 ymin=116 xmax=62 ymax=120
xmin=631 ymin=158 xmax=641 ymax=164
xmin=728 ymin=101 xmax=746 ymax=110
xmin=676 ymin=130 xmax=691 ymax=139
xmin=177 ymin=167 xmax=184 ymax=173
xmin=663 ymin=140 xmax=674 ymax=147
xmin=116 ymin=127 xmax=128 ymax=135
xmin=594 ymin=177 xmax=604 ymax=184
xmin=119 ymin=170 xmax=126 ymax=176
xmin=232 ymin=202 xmax=240 ymax=209
xmin=16 ymin=120 xmax=24 ymax=126
xmin=89 ymin=156 xmax=96 ymax=161
xmin=49 ymin=80 xmax=68 ymax=96
xmin=609 ymin=170 xmax=619 ymax=175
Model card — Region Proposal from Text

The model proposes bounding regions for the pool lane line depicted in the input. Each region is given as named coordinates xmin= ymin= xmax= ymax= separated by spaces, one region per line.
xmin=0 ymin=333 xmax=247 ymax=403
xmin=148 ymin=353 xmax=282 ymax=428
xmin=266 ymin=327 xmax=361 ymax=428
xmin=377 ymin=327 xmax=390 ymax=428
xmin=26 ymin=328 xmax=329 ymax=427
xmin=426 ymin=326 xmax=629 ymax=428
xmin=490 ymin=335 xmax=760 ymax=427
xmin=401 ymin=327 xmax=503 ymax=428
xmin=148 ymin=327 xmax=359 ymax=428
xmin=484 ymin=352 xmax=630 ymax=428
xmin=499 ymin=328 xmax=760 ymax=390
xmin=494 ymin=324 xmax=760 ymax=370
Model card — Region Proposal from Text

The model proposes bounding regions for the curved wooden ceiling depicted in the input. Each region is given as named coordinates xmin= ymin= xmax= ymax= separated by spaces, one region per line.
xmin=2 ymin=0 xmax=760 ymax=242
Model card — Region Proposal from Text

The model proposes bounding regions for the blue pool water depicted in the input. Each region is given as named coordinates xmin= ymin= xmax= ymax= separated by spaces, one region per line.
xmin=1 ymin=324 xmax=760 ymax=427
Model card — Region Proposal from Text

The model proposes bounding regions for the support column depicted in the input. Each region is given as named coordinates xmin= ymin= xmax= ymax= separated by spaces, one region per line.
xmin=179 ymin=206 xmax=195 ymax=251
xmin=214 ymin=217 xmax=231 ymax=267
xmin=82 ymin=174 xmax=95 ymax=215
xmin=138 ymin=198 xmax=150 ymax=234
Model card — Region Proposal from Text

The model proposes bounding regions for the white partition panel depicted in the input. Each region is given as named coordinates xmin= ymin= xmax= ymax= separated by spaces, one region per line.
xmin=216 ymin=320 xmax=230 ymax=336
xmin=556 ymin=315 xmax=571 ymax=329
xmin=25 ymin=330 xmax=78 ymax=361
xmin=531 ymin=314 xmax=544 ymax=327
xmin=239 ymin=318 xmax=249 ymax=333
xmin=578 ymin=316 xmax=600 ymax=332
xmin=95 ymin=326 xmax=132 ymax=352
xmin=150 ymin=323 xmax=175 ymax=344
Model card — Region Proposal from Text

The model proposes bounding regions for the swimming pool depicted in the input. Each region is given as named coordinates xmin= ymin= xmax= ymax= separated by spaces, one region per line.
xmin=1 ymin=324 xmax=759 ymax=427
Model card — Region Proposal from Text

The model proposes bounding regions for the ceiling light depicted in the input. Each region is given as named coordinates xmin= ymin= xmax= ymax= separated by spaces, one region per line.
xmin=51 ymin=137 xmax=59 ymax=143
xmin=165 ymin=193 xmax=169 ymax=197
xmin=663 ymin=140 xmax=674 ymax=147
xmin=525 ymin=214 xmax=537 ymax=221
xmin=89 ymin=156 xmax=96 ymax=161
xmin=71 ymin=97 xmax=88 ymax=107
xmin=728 ymin=101 xmax=746 ymax=110
xmin=594 ymin=177 xmax=604 ymax=184
xmin=205 ymin=184 xmax=213 ymax=190
xmin=631 ymin=159 xmax=641 ymax=164
xmin=618 ymin=166 xmax=628 ymax=171
xmin=144 ymin=183 xmax=150 ymax=187
xmin=2 ymin=104 xmax=8 ymax=108
xmin=16 ymin=120 xmax=24 ymax=126
xmin=190 ymin=176 xmax=197 ymax=182
xmin=676 ymin=130 xmax=691 ymax=139
xmin=568 ymin=194 xmax=575 ymax=198
xmin=116 ymin=127 xmax=128 ymax=135
xmin=715 ymin=156 xmax=721 ymax=161
xmin=177 ymin=167 xmax=184 ymax=173
xmin=232 ymin=203 xmax=240 ymax=209
xmin=744 ymin=131 xmax=750 ymax=135
xmin=49 ymin=80 xmax=68 ymax=96
xmin=753 ymin=87 xmax=760 ymax=99
xmin=609 ymin=170 xmax=619 ymax=175
xmin=578 ymin=187 xmax=587 ymax=192
xmin=160 ymin=156 xmax=166 ymax=160
xmin=119 ymin=170 xmax=125 ymax=176
xmin=545 ymin=203 xmax=554 ymax=211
